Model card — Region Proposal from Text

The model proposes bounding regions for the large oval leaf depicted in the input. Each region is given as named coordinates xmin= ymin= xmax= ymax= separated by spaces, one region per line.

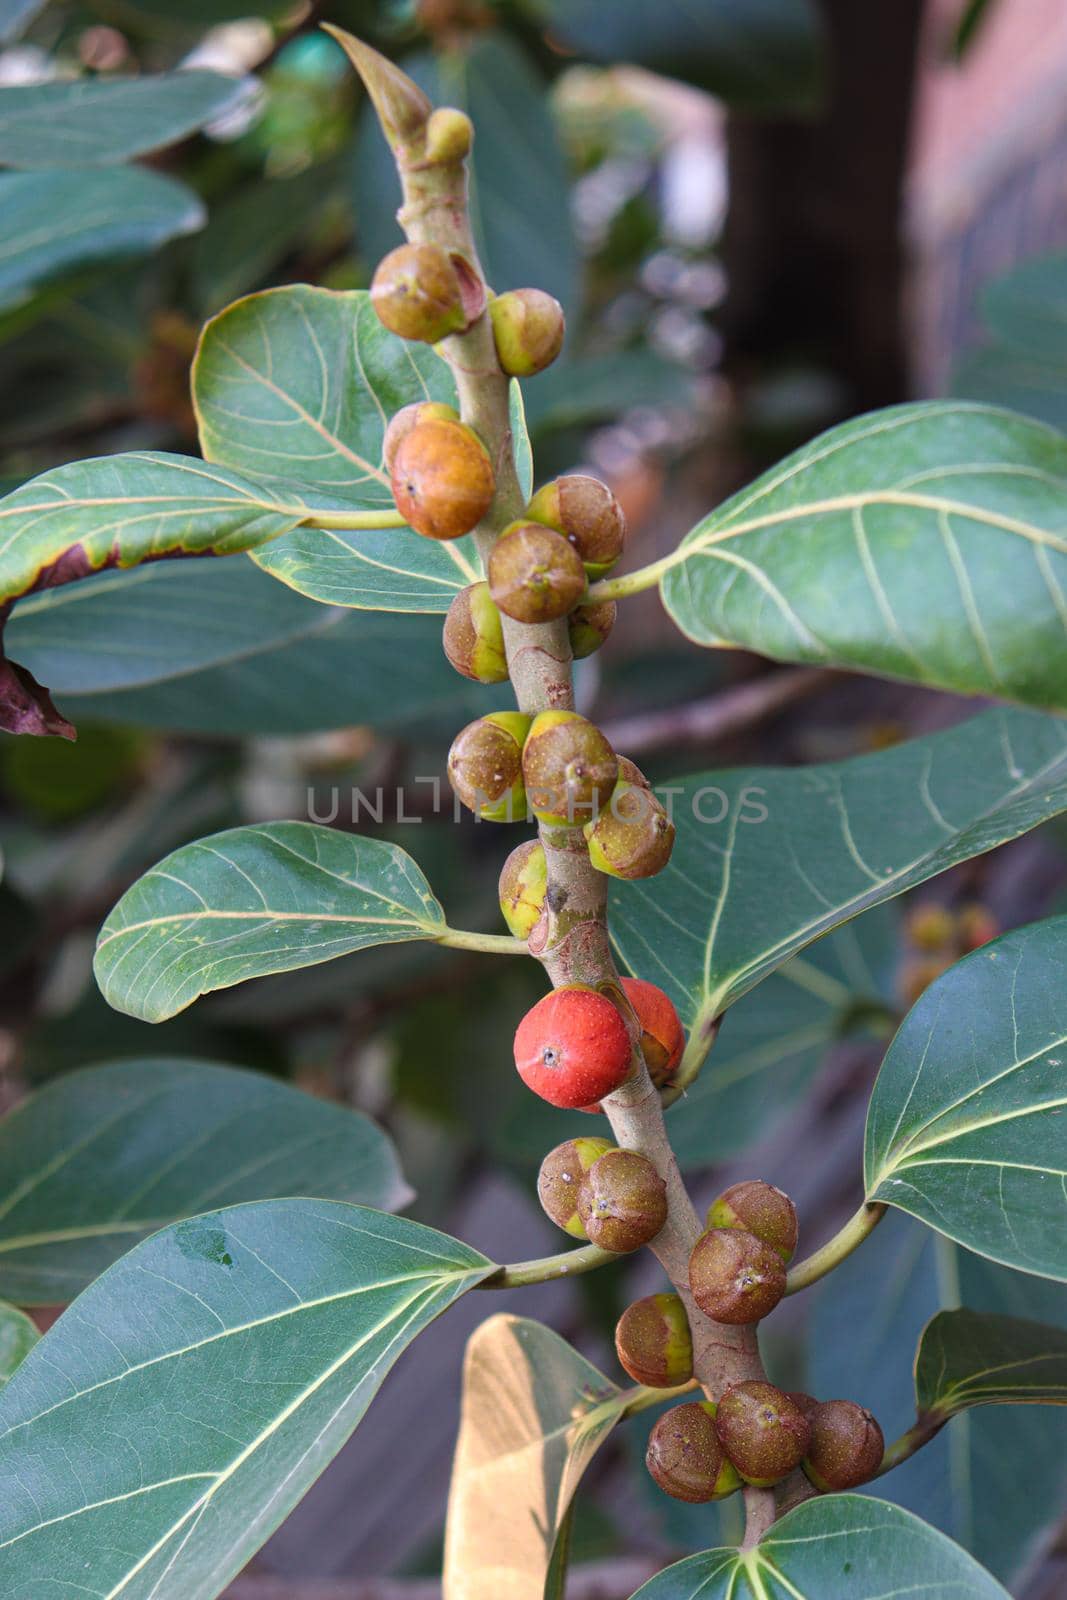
xmin=193 ymin=284 xmax=482 ymax=609
xmin=809 ymin=1212 xmax=1067 ymax=1583
xmin=659 ymin=403 xmax=1067 ymax=712
xmin=0 ymin=167 xmax=203 ymax=309
xmin=10 ymin=560 xmax=506 ymax=733
xmin=444 ymin=1314 xmax=642 ymax=1600
xmin=611 ymin=707 xmax=1067 ymax=1037
xmin=917 ymin=1309 xmax=1067 ymax=1416
xmin=94 ymin=823 xmax=447 ymax=1022
xmin=0 ymin=452 xmax=304 ymax=610
xmin=630 ymin=1496 xmax=1008 ymax=1599
xmin=0 ymin=1200 xmax=492 ymax=1597
xmin=0 ymin=1058 xmax=410 ymax=1305
xmin=865 ymin=915 xmax=1067 ymax=1279
xmin=0 ymin=73 xmax=244 ymax=168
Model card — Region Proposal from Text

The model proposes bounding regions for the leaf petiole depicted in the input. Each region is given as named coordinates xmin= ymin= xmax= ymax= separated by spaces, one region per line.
xmin=784 ymin=1202 xmax=887 ymax=1294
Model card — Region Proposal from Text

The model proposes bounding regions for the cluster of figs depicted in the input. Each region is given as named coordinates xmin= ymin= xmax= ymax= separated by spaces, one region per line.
xmin=539 ymin=1165 xmax=885 ymax=1503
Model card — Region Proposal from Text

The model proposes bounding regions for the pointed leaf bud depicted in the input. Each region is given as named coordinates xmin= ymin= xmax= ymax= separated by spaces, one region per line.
xmin=324 ymin=26 xmax=431 ymax=148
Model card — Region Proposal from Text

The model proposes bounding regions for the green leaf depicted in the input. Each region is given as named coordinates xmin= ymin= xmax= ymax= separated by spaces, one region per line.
xmin=193 ymin=283 xmax=484 ymax=610
xmin=629 ymin=1496 xmax=1008 ymax=1599
xmin=0 ymin=1200 xmax=492 ymax=1595
xmin=809 ymin=1212 xmax=1067 ymax=1583
xmin=444 ymin=1314 xmax=634 ymax=1600
xmin=0 ymin=1058 xmax=410 ymax=1305
xmin=94 ymin=822 xmax=447 ymax=1023
xmin=354 ymin=38 xmax=579 ymax=319
xmin=665 ymin=905 xmax=897 ymax=1168
xmin=952 ymin=253 xmax=1067 ymax=433
xmin=0 ymin=453 xmax=308 ymax=614
xmin=7 ymin=558 xmax=340 ymax=694
xmin=9 ymin=560 xmax=508 ymax=733
xmin=865 ymin=914 xmax=1067 ymax=1279
xmin=0 ymin=167 xmax=204 ymax=310
xmin=659 ymin=403 xmax=1067 ymax=712
xmin=610 ymin=707 xmax=1067 ymax=1039
xmin=542 ymin=0 xmax=824 ymax=114
xmin=0 ymin=1301 xmax=36 ymax=1386
xmin=0 ymin=73 xmax=244 ymax=168
xmin=916 ymin=1309 xmax=1067 ymax=1416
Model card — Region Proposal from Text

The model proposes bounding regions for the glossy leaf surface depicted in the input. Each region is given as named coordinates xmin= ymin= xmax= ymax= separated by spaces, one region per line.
xmin=95 ymin=823 xmax=446 ymax=1022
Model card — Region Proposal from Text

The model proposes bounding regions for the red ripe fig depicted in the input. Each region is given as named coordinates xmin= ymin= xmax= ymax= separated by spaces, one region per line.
xmin=513 ymin=984 xmax=632 ymax=1108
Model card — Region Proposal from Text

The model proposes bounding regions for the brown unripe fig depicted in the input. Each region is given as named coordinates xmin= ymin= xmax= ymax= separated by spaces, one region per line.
xmin=425 ymin=105 xmax=473 ymax=163
xmin=615 ymin=1293 xmax=693 ymax=1387
xmin=803 ymin=1399 xmax=885 ymax=1491
xmin=646 ymin=1401 xmax=742 ymax=1503
xmin=392 ymin=417 xmax=495 ymax=541
xmin=568 ymin=599 xmax=616 ymax=659
xmin=447 ymin=711 xmax=530 ymax=822
xmin=714 ymin=1382 xmax=812 ymax=1487
xmin=537 ymin=1136 xmax=615 ymax=1239
xmin=785 ymin=1391 xmax=820 ymax=1421
xmin=371 ymin=243 xmax=474 ymax=343
xmin=522 ymin=710 xmax=618 ymax=827
xmin=688 ymin=1227 xmax=786 ymax=1325
xmin=383 ymin=400 xmax=458 ymax=474
xmin=498 ymin=839 xmax=547 ymax=940
xmin=585 ymin=770 xmax=675 ymax=880
xmin=489 ymin=288 xmax=565 ymax=377
xmin=576 ymin=1148 xmax=667 ymax=1253
xmin=442 ymin=582 xmax=508 ymax=683
xmin=707 ymin=1180 xmax=799 ymax=1265
xmin=526 ymin=474 xmax=626 ymax=578
xmin=487 ymin=521 xmax=586 ymax=623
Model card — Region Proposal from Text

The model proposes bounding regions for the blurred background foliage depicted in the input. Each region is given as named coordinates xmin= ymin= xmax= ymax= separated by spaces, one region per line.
xmin=1 ymin=0 xmax=1067 ymax=1592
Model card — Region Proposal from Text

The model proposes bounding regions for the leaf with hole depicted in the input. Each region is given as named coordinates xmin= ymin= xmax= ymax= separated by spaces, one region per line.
xmin=659 ymin=403 xmax=1067 ymax=711
xmin=0 ymin=1201 xmax=493 ymax=1596
xmin=865 ymin=914 xmax=1067 ymax=1279
xmin=94 ymin=823 xmax=448 ymax=1023
xmin=444 ymin=1314 xmax=644 ymax=1600
xmin=0 ymin=73 xmax=245 ymax=168
xmin=0 ymin=1058 xmax=410 ymax=1305
xmin=916 ymin=1308 xmax=1067 ymax=1417
xmin=629 ymin=1495 xmax=1008 ymax=1599
xmin=610 ymin=707 xmax=1067 ymax=1042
